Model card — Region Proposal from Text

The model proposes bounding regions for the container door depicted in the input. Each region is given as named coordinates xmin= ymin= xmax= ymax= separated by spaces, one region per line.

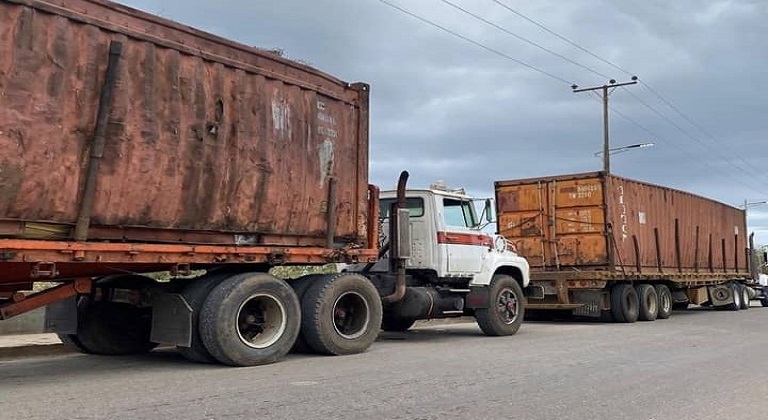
xmin=496 ymin=176 xmax=609 ymax=269
xmin=551 ymin=178 xmax=608 ymax=267
xmin=496 ymin=182 xmax=549 ymax=268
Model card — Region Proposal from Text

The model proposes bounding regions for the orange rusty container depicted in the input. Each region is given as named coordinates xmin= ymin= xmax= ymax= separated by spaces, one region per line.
xmin=495 ymin=172 xmax=748 ymax=275
xmin=0 ymin=0 xmax=370 ymax=247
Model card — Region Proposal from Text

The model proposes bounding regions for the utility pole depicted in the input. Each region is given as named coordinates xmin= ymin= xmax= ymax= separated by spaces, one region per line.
xmin=572 ymin=77 xmax=638 ymax=173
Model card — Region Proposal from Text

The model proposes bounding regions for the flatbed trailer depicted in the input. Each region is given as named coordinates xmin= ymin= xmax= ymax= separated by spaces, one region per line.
xmin=495 ymin=171 xmax=768 ymax=322
xmin=0 ymin=0 xmax=532 ymax=366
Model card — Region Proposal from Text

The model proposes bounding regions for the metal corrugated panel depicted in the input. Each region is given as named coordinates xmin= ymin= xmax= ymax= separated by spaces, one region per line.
xmin=495 ymin=172 xmax=748 ymax=274
xmin=0 ymin=0 xmax=370 ymax=246
xmin=605 ymin=174 xmax=748 ymax=274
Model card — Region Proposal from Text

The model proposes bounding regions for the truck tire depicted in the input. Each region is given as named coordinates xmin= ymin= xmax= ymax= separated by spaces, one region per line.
xmin=57 ymin=332 xmax=93 ymax=354
xmin=635 ymin=284 xmax=658 ymax=321
xmin=176 ymin=274 xmax=227 ymax=363
xmin=739 ymin=284 xmax=750 ymax=310
xmin=725 ymin=283 xmax=742 ymax=311
xmin=762 ymin=295 xmax=768 ymax=308
xmin=76 ymin=299 xmax=157 ymax=355
xmin=301 ymin=273 xmax=383 ymax=355
xmin=199 ymin=273 xmax=300 ymax=366
xmin=381 ymin=316 xmax=416 ymax=332
xmin=475 ymin=275 xmax=525 ymax=336
xmin=654 ymin=284 xmax=673 ymax=319
xmin=288 ymin=274 xmax=327 ymax=353
xmin=610 ymin=284 xmax=639 ymax=323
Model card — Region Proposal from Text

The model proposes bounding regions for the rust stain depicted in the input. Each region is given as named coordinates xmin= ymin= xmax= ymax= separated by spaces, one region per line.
xmin=0 ymin=0 xmax=371 ymax=247
xmin=496 ymin=172 xmax=748 ymax=273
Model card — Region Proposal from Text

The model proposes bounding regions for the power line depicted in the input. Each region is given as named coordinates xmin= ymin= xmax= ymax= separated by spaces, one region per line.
xmin=639 ymin=81 xmax=765 ymax=176
xmin=437 ymin=0 xmax=611 ymax=80
xmin=490 ymin=0 xmax=634 ymax=77
xmin=621 ymin=87 xmax=763 ymax=183
xmin=487 ymin=0 xmax=765 ymax=182
xmin=601 ymin=95 xmax=768 ymax=196
xmin=375 ymin=0 xmax=574 ymax=85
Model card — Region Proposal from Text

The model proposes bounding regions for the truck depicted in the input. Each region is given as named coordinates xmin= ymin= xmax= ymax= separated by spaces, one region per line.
xmin=494 ymin=171 xmax=768 ymax=323
xmin=0 ymin=0 xmax=530 ymax=366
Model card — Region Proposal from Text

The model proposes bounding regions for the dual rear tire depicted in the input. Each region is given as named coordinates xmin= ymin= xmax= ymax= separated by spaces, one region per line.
xmin=610 ymin=283 xmax=672 ymax=323
xmin=181 ymin=272 xmax=382 ymax=366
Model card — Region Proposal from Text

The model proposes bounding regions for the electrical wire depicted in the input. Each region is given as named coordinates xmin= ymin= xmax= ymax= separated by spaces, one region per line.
xmin=490 ymin=0 xmax=635 ymax=77
xmin=437 ymin=0 xmax=611 ymax=80
xmin=375 ymin=0 xmax=574 ymax=85
xmin=487 ymin=0 xmax=765 ymax=183
xmin=639 ymin=82 xmax=765 ymax=176
xmin=620 ymin=87 xmax=763 ymax=183
xmin=598 ymin=94 xmax=768 ymax=196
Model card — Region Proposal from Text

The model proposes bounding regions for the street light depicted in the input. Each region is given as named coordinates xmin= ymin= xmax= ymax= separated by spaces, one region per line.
xmin=594 ymin=142 xmax=655 ymax=157
xmin=743 ymin=200 xmax=768 ymax=209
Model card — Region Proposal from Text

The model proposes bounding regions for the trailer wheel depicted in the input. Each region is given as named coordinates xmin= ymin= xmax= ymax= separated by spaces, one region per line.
xmin=288 ymin=274 xmax=327 ymax=353
xmin=635 ymin=284 xmax=658 ymax=321
xmin=654 ymin=285 xmax=673 ymax=319
xmin=475 ymin=275 xmax=525 ymax=336
xmin=381 ymin=316 xmax=416 ymax=332
xmin=739 ymin=284 xmax=750 ymax=310
xmin=57 ymin=332 xmax=93 ymax=354
xmin=176 ymin=274 xmax=227 ymax=363
xmin=301 ymin=273 xmax=383 ymax=355
xmin=725 ymin=283 xmax=742 ymax=311
xmin=761 ymin=295 xmax=768 ymax=308
xmin=610 ymin=284 xmax=639 ymax=323
xmin=199 ymin=273 xmax=300 ymax=366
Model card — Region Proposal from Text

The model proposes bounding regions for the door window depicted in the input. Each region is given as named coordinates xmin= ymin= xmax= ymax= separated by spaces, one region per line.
xmin=443 ymin=198 xmax=476 ymax=228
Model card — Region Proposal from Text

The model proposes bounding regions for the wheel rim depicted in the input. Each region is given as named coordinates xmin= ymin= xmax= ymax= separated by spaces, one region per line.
xmin=235 ymin=293 xmax=287 ymax=349
xmin=332 ymin=291 xmax=370 ymax=340
xmin=497 ymin=287 xmax=519 ymax=325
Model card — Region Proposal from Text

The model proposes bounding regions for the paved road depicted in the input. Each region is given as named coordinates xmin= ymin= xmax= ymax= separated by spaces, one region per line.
xmin=2 ymin=306 xmax=767 ymax=420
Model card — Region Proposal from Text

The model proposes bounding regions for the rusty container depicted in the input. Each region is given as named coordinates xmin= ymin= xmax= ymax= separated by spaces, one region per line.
xmin=0 ymin=0 xmax=370 ymax=247
xmin=495 ymin=172 xmax=748 ymax=274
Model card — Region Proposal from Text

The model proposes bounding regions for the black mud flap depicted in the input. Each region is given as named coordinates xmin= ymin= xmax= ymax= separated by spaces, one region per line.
xmin=44 ymin=295 xmax=78 ymax=334
xmin=525 ymin=285 xmax=545 ymax=300
xmin=465 ymin=286 xmax=490 ymax=309
xmin=150 ymin=293 xmax=193 ymax=347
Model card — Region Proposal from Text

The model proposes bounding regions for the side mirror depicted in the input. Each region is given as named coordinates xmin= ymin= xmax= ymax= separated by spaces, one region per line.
xmin=484 ymin=198 xmax=494 ymax=223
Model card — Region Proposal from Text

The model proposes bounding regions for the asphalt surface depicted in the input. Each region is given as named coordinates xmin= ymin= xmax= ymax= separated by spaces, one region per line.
xmin=2 ymin=307 xmax=767 ymax=420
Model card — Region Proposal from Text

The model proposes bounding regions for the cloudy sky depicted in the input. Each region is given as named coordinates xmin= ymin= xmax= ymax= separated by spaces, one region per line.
xmin=121 ymin=0 xmax=768 ymax=244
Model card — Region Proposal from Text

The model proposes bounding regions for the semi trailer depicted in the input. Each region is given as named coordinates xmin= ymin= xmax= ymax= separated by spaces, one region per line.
xmin=495 ymin=171 xmax=768 ymax=322
xmin=0 ymin=0 xmax=530 ymax=366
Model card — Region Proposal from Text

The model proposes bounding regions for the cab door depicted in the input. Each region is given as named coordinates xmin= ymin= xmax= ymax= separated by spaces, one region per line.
xmin=438 ymin=197 xmax=490 ymax=275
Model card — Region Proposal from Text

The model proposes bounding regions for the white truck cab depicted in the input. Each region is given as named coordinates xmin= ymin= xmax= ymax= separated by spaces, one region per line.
xmin=348 ymin=181 xmax=531 ymax=335
xmin=376 ymin=183 xmax=529 ymax=287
